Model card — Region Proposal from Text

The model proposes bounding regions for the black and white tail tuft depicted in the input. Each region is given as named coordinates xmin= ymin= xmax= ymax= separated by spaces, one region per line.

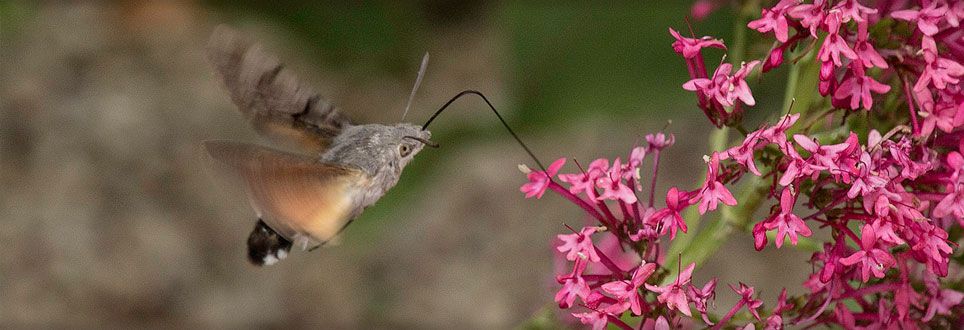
xmin=247 ymin=219 xmax=292 ymax=266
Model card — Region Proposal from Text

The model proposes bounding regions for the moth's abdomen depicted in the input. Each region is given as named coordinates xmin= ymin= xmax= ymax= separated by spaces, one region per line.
xmin=247 ymin=219 xmax=292 ymax=266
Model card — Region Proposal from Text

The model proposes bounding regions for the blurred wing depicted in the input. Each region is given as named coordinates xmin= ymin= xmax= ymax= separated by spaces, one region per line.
xmin=205 ymin=140 xmax=366 ymax=248
xmin=206 ymin=25 xmax=350 ymax=153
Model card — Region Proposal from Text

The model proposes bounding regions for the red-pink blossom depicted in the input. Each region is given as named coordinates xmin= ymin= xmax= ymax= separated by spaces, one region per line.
xmin=683 ymin=61 xmax=761 ymax=108
xmin=651 ymin=187 xmax=691 ymax=239
xmin=763 ymin=188 xmax=812 ymax=248
xmin=916 ymin=48 xmax=964 ymax=91
xmin=788 ymin=0 xmax=826 ymax=37
xmin=834 ymin=65 xmax=892 ymax=110
xmin=520 ymin=157 xmax=565 ymax=199
xmin=831 ymin=0 xmax=877 ymax=23
xmin=596 ymin=158 xmax=638 ymax=204
xmin=818 ymin=12 xmax=857 ymax=67
xmin=696 ymin=153 xmax=737 ymax=214
xmin=668 ymin=28 xmax=726 ymax=59
xmin=839 ymin=224 xmax=897 ymax=282
xmin=892 ymin=2 xmax=949 ymax=36
xmin=557 ymin=226 xmax=601 ymax=263
xmin=556 ymin=273 xmax=591 ymax=308
xmin=731 ymin=283 xmax=763 ymax=320
xmin=601 ymin=262 xmax=657 ymax=315
xmin=571 ymin=310 xmax=608 ymax=330
xmin=646 ymin=132 xmax=675 ymax=151
xmin=922 ymin=274 xmax=964 ymax=321
xmin=559 ymin=158 xmax=608 ymax=198
xmin=688 ymin=278 xmax=718 ymax=325
xmin=853 ymin=21 xmax=888 ymax=69
xmin=747 ymin=0 xmax=795 ymax=42
xmin=645 ymin=263 xmax=695 ymax=316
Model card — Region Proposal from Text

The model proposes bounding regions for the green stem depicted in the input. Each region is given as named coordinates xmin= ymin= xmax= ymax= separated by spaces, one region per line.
xmin=663 ymin=126 xmax=729 ymax=271
xmin=730 ymin=17 xmax=747 ymax=64
xmin=782 ymin=57 xmax=801 ymax=112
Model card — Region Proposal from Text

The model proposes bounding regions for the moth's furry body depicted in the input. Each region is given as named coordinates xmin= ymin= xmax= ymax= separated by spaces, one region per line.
xmin=321 ymin=123 xmax=429 ymax=214
xmin=204 ymin=26 xmax=432 ymax=266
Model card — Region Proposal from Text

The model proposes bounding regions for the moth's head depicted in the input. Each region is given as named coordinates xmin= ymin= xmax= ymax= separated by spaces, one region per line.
xmin=392 ymin=123 xmax=434 ymax=167
xmin=323 ymin=123 xmax=434 ymax=175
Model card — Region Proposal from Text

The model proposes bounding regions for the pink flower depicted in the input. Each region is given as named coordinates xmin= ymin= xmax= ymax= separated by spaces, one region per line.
xmin=853 ymin=21 xmax=888 ymax=69
xmin=763 ymin=189 xmax=812 ymax=248
xmin=752 ymin=221 xmax=769 ymax=251
xmin=788 ymin=0 xmax=827 ymax=37
xmin=557 ymin=226 xmax=600 ymax=263
xmin=601 ymin=262 xmax=657 ymax=315
xmin=763 ymin=43 xmax=787 ymax=73
xmin=645 ymin=263 xmax=695 ymax=316
xmin=915 ymin=42 xmax=964 ymax=91
xmin=831 ymin=0 xmax=877 ymax=23
xmin=834 ymin=65 xmax=892 ymax=110
xmin=747 ymin=0 xmax=796 ymax=42
xmin=873 ymin=219 xmax=906 ymax=246
xmin=684 ymin=63 xmax=733 ymax=106
xmin=793 ymin=134 xmax=849 ymax=170
xmin=654 ymin=316 xmax=670 ymax=330
xmin=596 ymin=158 xmax=638 ymax=204
xmin=688 ymin=278 xmax=718 ymax=325
xmin=572 ymin=311 xmax=609 ymax=330
xmin=892 ymin=2 xmax=949 ymax=36
xmin=669 ymin=28 xmax=726 ymax=59
xmin=777 ymin=152 xmax=809 ymax=186
xmin=731 ymin=60 xmax=761 ymax=106
xmin=760 ymin=114 xmax=800 ymax=145
xmin=847 ymin=152 xmax=888 ymax=198
xmin=651 ymin=187 xmax=691 ymax=239
xmin=764 ymin=315 xmax=783 ymax=330
xmin=922 ymin=275 xmax=964 ymax=322
xmin=559 ymin=158 xmax=608 ymax=198
xmin=911 ymin=222 xmax=952 ymax=276
xmin=834 ymin=302 xmax=857 ymax=328
xmin=839 ymin=224 xmax=897 ymax=282
xmin=521 ymin=158 xmax=565 ymax=199
xmin=920 ymin=102 xmax=961 ymax=136
xmin=771 ymin=288 xmax=791 ymax=315
xmin=646 ymin=132 xmax=676 ymax=151
xmin=935 ymin=151 xmax=964 ymax=218
xmin=683 ymin=61 xmax=760 ymax=108
xmin=725 ymin=139 xmax=763 ymax=176
xmin=696 ymin=153 xmax=738 ymax=214
xmin=732 ymin=283 xmax=764 ymax=320
xmin=628 ymin=146 xmax=647 ymax=174
xmin=556 ymin=274 xmax=591 ymax=308
xmin=818 ymin=12 xmax=858 ymax=67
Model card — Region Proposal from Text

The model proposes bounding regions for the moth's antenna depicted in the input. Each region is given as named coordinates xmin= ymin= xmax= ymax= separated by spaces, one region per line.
xmin=422 ymin=90 xmax=547 ymax=172
xmin=401 ymin=52 xmax=430 ymax=121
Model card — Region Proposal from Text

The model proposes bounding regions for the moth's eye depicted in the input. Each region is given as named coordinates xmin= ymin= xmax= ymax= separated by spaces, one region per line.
xmin=399 ymin=144 xmax=412 ymax=157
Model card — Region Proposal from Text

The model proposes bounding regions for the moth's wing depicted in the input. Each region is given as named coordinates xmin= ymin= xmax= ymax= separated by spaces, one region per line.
xmin=204 ymin=140 xmax=366 ymax=249
xmin=206 ymin=25 xmax=350 ymax=153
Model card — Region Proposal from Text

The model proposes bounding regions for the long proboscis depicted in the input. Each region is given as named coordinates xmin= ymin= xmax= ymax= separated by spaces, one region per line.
xmin=403 ymin=135 xmax=439 ymax=148
xmin=421 ymin=90 xmax=547 ymax=173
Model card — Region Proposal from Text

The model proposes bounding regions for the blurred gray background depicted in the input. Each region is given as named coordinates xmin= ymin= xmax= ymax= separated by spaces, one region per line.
xmin=1 ymin=1 xmax=811 ymax=328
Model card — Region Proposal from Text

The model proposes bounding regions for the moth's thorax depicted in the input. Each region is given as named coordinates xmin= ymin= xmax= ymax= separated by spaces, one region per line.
xmin=319 ymin=123 xmax=430 ymax=214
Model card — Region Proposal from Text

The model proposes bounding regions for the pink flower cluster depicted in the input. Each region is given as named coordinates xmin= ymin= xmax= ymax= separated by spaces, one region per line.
xmin=520 ymin=0 xmax=964 ymax=328
xmin=747 ymin=0 xmax=964 ymax=127
xmin=522 ymin=134 xmax=768 ymax=329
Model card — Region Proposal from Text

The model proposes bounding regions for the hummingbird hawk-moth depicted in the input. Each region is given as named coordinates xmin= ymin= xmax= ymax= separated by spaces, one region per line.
xmin=204 ymin=25 xmax=436 ymax=266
